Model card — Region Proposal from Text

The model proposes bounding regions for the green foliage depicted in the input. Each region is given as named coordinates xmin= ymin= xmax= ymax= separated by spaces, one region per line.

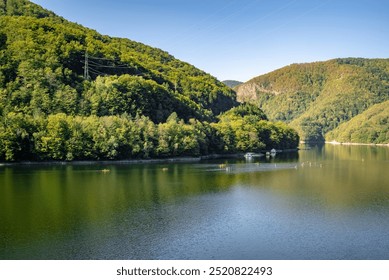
xmin=236 ymin=58 xmax=389 ymax=143
xmin=86 ymin=75 xmax=181 ymax=122
xmin=326 ymin=100 xmax=389 ymax=143
xmin=218 ymin=103 xmax=268 ymax=121
xmin=0 ymin=110 xmax=299 ymax=161
xmin=0 ymin=0 xmax=56 ymax=17
xmin=0 ymin=112 xmax=35 ymax=160
xmin=156 ymin=113 xmax=205 ymax=157
xmin=213 ymin=106 xmax=299 ymax=153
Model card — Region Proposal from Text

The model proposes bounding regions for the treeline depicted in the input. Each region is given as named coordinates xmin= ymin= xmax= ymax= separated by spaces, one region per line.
xmin=0 ymin=105 xmax=299 ymax=161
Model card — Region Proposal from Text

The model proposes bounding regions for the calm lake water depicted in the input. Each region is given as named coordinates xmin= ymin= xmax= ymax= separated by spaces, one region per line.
xmin=1 ymin=145 xmax=389 ymax=260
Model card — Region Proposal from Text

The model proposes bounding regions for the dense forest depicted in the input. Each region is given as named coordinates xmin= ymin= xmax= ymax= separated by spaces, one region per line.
xmin=326 ymin=100 xmax=389 ymax=144
xmin=0 ymin=0 xmax=299 ymax=161
xmin=235 ymin=58 xmax=389 ymax=143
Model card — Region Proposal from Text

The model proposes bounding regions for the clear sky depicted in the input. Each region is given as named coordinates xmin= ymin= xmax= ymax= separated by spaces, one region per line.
xmin=31 ymin=0 xmax=389 ymax=82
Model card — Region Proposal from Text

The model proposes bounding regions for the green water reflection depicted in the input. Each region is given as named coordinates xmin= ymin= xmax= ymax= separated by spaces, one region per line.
xmin=0 ymin=145 xmax=388 ymax=259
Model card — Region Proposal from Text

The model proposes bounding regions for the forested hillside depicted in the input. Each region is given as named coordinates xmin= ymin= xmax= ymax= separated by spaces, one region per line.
xmin=235 ymin=58 xmax=389 ymax=143
xmin=0 ymin=0 xmax=237 ymax=122
xmin=0 ymin=0 xmax=299 ymax=161
xmin=326 ymin=100 xmax=389 ymax=144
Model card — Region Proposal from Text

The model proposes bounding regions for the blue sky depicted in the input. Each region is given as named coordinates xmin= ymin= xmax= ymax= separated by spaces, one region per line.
xmin=31 ymin=0 xmax=389 ymax=82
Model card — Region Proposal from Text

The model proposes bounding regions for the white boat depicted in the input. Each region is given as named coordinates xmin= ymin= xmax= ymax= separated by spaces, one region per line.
xmin=244 ymin=152 xmax=263 ymax=158
xmin=266 ymin=149 xmax=278 ymax=157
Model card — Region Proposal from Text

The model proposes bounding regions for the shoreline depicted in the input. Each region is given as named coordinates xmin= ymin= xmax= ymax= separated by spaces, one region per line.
xmin=325 ymin=140 xmax=389 ymax=147
xmin=0 ymin=154 xmax=242 ymax=166
xmin=0 ymin=150 xmax=300 ymax=166
xmin=0 ymin=157 xmax=201 ymax=166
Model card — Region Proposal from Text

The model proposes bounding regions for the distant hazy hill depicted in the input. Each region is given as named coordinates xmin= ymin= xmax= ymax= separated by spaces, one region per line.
xmin=222 ymin=80 xmax=243 ymax=88
xmin=235 ymin=58 xmax=389 ymax=143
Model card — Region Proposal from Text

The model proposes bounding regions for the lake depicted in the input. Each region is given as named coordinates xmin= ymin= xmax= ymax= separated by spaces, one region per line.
xmin=1 ymin=144 xmax=389 ymax=260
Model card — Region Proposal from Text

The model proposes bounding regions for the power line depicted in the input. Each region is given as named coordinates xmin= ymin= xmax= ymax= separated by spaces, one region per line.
xmin=88 ymin=68 xmax=108 ymax=77
xmin=88 ymin=61 xmax=131 ymax=69
xmin=88 ymin=55 xmax=121 ymax=61
xmin=83 ymin=51 xmax=146 ymax=80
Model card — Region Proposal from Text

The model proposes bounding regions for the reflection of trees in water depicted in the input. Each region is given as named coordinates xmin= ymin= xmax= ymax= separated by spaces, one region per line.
xmin=325 ymin=144 xmax=389 ymax=162
xmin=1 ymin=145 xmax=388 ymax=257
xmin=244 ymin=145 xmax=389 ymax=209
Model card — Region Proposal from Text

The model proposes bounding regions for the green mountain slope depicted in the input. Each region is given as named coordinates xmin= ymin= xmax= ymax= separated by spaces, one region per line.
xmin=235 ymin=58 xmax=389 ymax=143
xmin=326 ymin=100 xmax=389 ymax=144
xmin=0 ymin=0 xmax=299 ymax=161
xmin=0 ymin=0 xmax=237 ymax=122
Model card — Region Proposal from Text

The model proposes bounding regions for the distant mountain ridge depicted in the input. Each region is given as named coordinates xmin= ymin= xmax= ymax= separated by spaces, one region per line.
xmin=222 ymin=80 xmax=243 ymax=88
xmin=235 ymin=58 xmax=389 ymax=143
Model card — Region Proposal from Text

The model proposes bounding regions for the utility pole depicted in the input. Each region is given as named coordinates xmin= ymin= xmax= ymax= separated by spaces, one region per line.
xmin=84 ymin=51 xmax=90 ymax=80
